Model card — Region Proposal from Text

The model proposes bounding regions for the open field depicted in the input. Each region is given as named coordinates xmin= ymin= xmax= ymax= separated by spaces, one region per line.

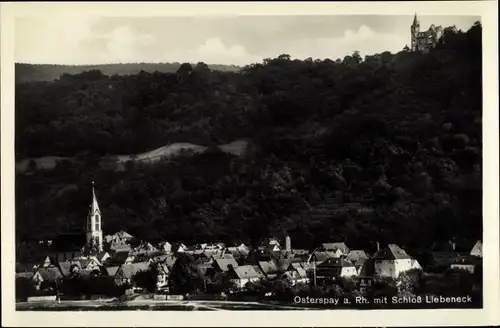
xmin=15 ymin=140 xmax=249 ymax=174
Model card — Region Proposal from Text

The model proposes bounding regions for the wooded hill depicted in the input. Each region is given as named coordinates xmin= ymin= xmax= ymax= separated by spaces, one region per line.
xmin=15 ymin=22 xmax=482 ymax=255
xmin=15 ymin=62 xmax=241 ymax=84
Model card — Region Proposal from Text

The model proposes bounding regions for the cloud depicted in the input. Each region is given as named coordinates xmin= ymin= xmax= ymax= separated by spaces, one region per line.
xmin=159 ymin=37 xmax=260 ymax=65
xmin=102 ymin=26 xmax=155 ymax=63
xmin=264 ymin=25 xmax=408 ymax=61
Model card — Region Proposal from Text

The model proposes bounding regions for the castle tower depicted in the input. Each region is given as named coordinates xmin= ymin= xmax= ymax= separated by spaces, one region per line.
xmin=86 ymin=181 xmax=103 ymax=252
xmin=411 ymin=13 xmax=420 ymax=51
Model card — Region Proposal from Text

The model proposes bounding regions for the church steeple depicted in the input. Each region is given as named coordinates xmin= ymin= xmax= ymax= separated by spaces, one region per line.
xmin=89 ymin=181 xmax=101 ymax=217
xmin=412 ymin=13 xmax=419 ymax=26
xmin=86 ymin=181 xmax=103 ymax=252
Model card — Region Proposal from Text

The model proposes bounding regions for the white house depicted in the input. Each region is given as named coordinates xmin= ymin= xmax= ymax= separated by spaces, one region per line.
xmin=228 ymin=265 xmax=264 ymax=289
xmin=158 ymin=242 xmax=172 ymax=253
xmin=316 ymin=258 xmax=358 ymax=278
xmin=373 ymin=244 xmax=421 ymax=279
xmin=450 ymin=263 xmax=475 ymax=273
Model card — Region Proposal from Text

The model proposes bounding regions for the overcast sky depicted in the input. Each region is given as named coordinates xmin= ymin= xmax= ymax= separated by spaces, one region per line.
xmin=15 ymin=15 xmax=480 ymax=66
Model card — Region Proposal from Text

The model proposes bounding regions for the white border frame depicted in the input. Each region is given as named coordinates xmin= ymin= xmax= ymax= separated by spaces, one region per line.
xmin=2 ymin=2 xmax=499 ymax=327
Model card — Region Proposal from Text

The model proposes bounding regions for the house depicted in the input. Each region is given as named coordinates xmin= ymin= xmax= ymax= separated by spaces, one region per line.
xmin=16 ymin=262 xmax=38 ymax=273
xmin=57 ymin=262 xmax=73 ymax=277
xmin=212 ymin=257 xmax=239 ymax=273
xmin=316 ymin=258 xmax=357 ymax=279
xmin=321 ymin=242 xmax=350 ymax=255
xmin=450 ymin=262 xmax=475 ymax=273
xmin=226 ymin=247 xmax=250 ymax=262
xmin=430 ymin=251 xmax=463 ymax=267
xmin=72 ymin=257 xmax=102 ymax=272
xmin=204 ymin=243 xmax=224 ymax=252
xmin=308 ymin=251 xmax=339 ymax=265
xmin=283 ymin=262 xmax=309 ymax=285
xmin=105 ymin=230 xmax=133 ymax=244
xmin=92 ymin=251 xmax=111 ymax=263
xmin=131 ymin=253 xmax=154 ymax=264
xmin=155 ymin=263 xmax=170 ymax=290
xmin=373 ymin=244 xmax=422 ymax=279
xmin=114 ymin=262 xmax=150 ymax=286
xmin=32 ymin=266 xmax=64 ymax=290
xmin=174 ymin=243 xmax=188 ymax=253
xmin=228 ymin=265 xmax=264 ymax=289
xmin=346 ymin=250 xmax=370 ymax=274
xmin=346 ymin=250 xmax=369 ymax=263
xmin=470 ymin=240 xmax=482 ymax=258
xmin=258 ymin=261 xmax=279 ymax=279
xmin=450 ymin=256 xmax=479 ymax=273
xmin=158 ymin=241 xmax=172 ymax=253
xmin=40 ymin=256 xmax=54 ymax=268
xmin=109 ymin=242 xmax=132 ymax=253
xmin=16 ymin=271 xmax=35 ymax=280
xmin=259 ymin=243 xmax=281 ymax=254
xmin=104 ymin=250 xmax=130 ymax=266
xmin=358 ymin=276 xmax=374 ymax=295
xmin=211 ymin=252 xmax=236 ymax=261
xmin=105 ymin=266 xmax=121 ymax=279
xmin=163 ymin=255 xmax=178 ymax=269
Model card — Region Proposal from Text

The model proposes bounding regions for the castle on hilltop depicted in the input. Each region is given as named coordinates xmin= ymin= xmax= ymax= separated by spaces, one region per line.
xmin=407 ymin=13 xmax=458 ymax=53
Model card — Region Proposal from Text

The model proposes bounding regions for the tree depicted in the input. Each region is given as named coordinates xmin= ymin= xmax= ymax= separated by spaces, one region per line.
xmin=16 ymin=277 xmax=37 ymax=301
xmin=169 ymin=255 xmax=204 ymax=294
xmin=132 ymin=266 xmax=158 ymax=292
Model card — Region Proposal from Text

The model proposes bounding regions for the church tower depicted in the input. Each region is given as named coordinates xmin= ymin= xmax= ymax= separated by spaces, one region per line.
xmin=86 ymin=181 xmax=103 ymax=252
xmin=411 ymin=13 xmax=420 ymax=51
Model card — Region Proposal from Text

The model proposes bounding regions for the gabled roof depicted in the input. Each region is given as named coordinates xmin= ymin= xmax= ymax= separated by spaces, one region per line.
xmin=275 ymin=258 xmax=292 ymax=272
xmin=373 ymin=244 xmax=411 ymax=260
xmin=211 ymin=253 xmax=235 ymax=260
xmin=214 ymin=258 xmax=239 ymax=272
xmin=347 ymin=250 xmax=369 ymax=262
xmin=194 ymin=263 xmax=212 ymax=278
xmin=35 ymin=266 xmax=63 ymax=281
xmin=88 ymin=182 xmax=101 ymax=216
xmin=232 ymin=265 xmax=264 ymax=280
xmin=309 ymin=251 xmax=338 ymax=263
xmin=106 ymin=266 xmax=120 ymax=277
xmin=157 ymin=263 xmax=170 ymax=275
xmin=318 ymin=257 xmax=355 ymax=268
xmin=57 ymin=262 xmax=73 ymax=276
xmin=258 ymin=260 xmax=278 ymax=274
xmin=321 ymin=242 xmax=349 ymax=254
xmin=106 ymin=250 xmax=130 ymax=265
xmin=470 ymin=240 xmax=482 ymax=256
xmin=163 ymin=255 xmax=178 ymax=269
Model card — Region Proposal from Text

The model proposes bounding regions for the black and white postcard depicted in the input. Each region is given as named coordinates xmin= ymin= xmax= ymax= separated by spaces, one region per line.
xmin=1 ymin=1 xmax=498 ymax=327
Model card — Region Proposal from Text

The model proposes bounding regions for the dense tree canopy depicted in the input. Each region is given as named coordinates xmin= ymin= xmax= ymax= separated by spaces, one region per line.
xmin=15 ymin=23 xmax=482 ymax=255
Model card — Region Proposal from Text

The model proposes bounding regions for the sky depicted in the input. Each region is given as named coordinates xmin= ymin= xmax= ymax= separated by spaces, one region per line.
xmin=15 ymin=15 xmax=480 ymax=66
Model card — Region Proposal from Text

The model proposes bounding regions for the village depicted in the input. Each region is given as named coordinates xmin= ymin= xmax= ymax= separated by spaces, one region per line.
xmin=15 ymin=184 xmax=483 ymax=306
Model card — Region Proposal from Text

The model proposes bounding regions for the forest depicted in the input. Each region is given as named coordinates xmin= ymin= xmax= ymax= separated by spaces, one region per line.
xmin=15 ymin=22 xmax=482 ymax=255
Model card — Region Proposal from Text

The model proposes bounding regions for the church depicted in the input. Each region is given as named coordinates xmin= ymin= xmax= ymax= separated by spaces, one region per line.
xmin=85 ymin=181 xmax=104 ymax=252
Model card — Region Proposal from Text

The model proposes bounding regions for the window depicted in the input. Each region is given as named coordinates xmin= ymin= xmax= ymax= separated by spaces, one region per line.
xmin=87 ymin=218 xmax=92 ymax=231
xmin=95 ymin=215 xmax=100 ymax=230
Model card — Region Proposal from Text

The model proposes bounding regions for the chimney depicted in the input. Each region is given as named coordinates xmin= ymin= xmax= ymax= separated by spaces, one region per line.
xmin=285 ymin=235 xmax=291 ymax=252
